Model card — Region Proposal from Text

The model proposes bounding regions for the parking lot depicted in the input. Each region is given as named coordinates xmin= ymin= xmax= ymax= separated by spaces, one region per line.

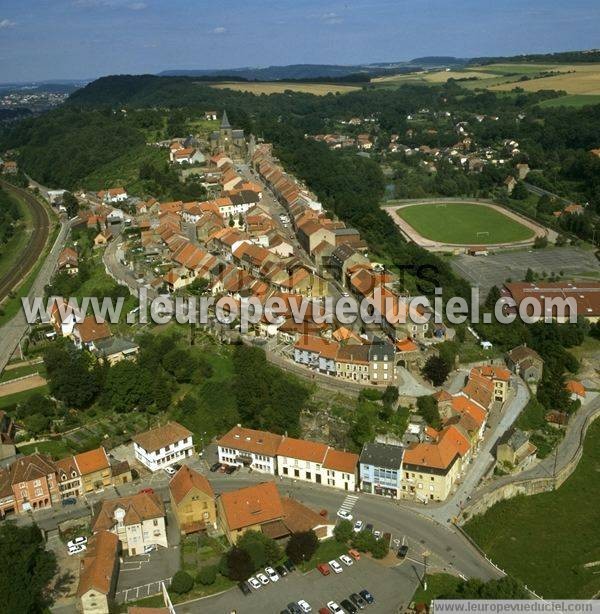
xmin=451 ymin=246 xmax=599 ymax=297
xmin=174 ymin=557 xmax=421 ymax=613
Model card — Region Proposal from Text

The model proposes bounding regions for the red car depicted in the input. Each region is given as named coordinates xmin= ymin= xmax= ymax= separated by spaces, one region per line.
xmin=317 ymin=563 xmax=330 ymax=576
xmin=139 ymin=488 xmax=154 ymax=495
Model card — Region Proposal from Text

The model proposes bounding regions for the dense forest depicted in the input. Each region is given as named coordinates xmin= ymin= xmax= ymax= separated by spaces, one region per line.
xmin=0 ymin=186 xmax=23 ymax=246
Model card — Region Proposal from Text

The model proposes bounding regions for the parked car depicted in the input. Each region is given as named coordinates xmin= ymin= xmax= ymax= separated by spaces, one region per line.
xmin=298 ymin=600 xmax=312 ymax=613
xmin=339 ymin=554 xmax=353 ymax=566
xmin=67 ymin=536 xmax=88 ymax=549
xmin=397 ymin=544 xmax=409 ymax=559
xmin=353 ymin=520 xmax=364 ymax=533
xmin=256 ymin=572 xmax=270 ymax=585
xmin=349 ymin=593 xmax=367 ymax=610
xmin=373 ymin=530 xmax=381 ymax=539
xmin=287 ymin=603 xmax=302 ymax=614
xmin=328 ymin=559 xmax=343 ymax=574
xmin=275 ymin=564 xmax=288 ymax=577
xmin=61 ymin=497 xmax=76 ymax=506
xmin=164 ymin=466 xmax=177 ymax=476
xmin=326 ymin=602 xmax=343 ymax=614
xmin=139 ymin=488 xmax=154 ymax=495
xmin=359 ymin=590 xmax=374 ymax=604
xmin=284 ymin=559 xmax=297 ymax=573
xmin=143 ymin=544 xmax=157 ymax=553
xmin=265 ymin=566 xmax=280 ymax=582
xmin=337 ymin=509 xmax=353 ymax=521
xmin=210 ymin=462 xmax=221 ymax=472
xmin=172 ymin=463 xmax=181 ymax=471
xmin=238 ymin=581 xmax=251 ymax=595
xmin=348 ymin=549 xmax=361 ymax=561
xmin=340 ymin=599 xmax=358 ymax=614
xmin=248 ymin=577 xmax=261 ymax=590
xmin=365 ymin=523 xmax=374 ymax=533
xmin=225 ymin=465 xmax=237 ymax=475
xmin=67 ymin=543 xmax=86 ymax=556
xmin=317 ymin=563 xmax=330 ymax=576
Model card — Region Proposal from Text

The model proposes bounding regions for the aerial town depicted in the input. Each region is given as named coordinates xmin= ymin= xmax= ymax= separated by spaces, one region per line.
xmin=0 ymin=4 xmax=600 ymax=614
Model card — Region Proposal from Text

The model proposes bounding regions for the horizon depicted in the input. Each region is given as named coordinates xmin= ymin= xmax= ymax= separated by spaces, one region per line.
xmin=1 ymin=0 xmax=600 ymax=82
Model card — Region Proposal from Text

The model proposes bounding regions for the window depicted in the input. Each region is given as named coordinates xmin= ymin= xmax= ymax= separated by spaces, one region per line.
xmin=153 ymin=519 xmax=158 ymax=526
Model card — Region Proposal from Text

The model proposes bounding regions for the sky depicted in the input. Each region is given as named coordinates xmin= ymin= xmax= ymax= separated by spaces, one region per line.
xmin=0 ymin=0 xmax=599 ymax=83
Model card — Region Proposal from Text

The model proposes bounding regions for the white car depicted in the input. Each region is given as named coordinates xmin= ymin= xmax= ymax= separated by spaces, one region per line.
xmin=256 ymin=572 xmax=270 ymax=585
xmin=67 ymin=543 xmax=86 ymax=556
xmin=327 ymin=602 xmax=343 ymax=614
xmin=248 ymin=576 xmax=261 ymax=590
xmin=265 ymin=566 xmax=279 ymax=582
xmin=329 ymin=559 xmax=343 ymax=574
xmin=164 ymin=466 xmax=177 ymax=476
xmin=337 ymin=509 xmax=353 ymax=521
xmin=144 ymin=544 xmax=157 ymax=553
xmin=353 ymin=520 xmax=364 ymax=533
xmin=67 ymin=536 xmax=88 ymax=549
xmin=339 ymin=554 xmax=353 ymax=566
xmin=373 ymin=530 xmax=382 ymax=539
xmin=298 ymin=600 xmax=312 ymax=613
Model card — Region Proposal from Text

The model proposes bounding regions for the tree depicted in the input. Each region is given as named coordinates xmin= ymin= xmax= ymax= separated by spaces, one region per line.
xmin=285 ymin=530 xmax=319 ymax=564
xmin=24 ymin=413 xmax=51 ymax=437
xmin=382 ymin=385 xmax=399 ymax=407
xmin=348 ymin=412 xmax=374 ymax=450
xmin=421 ymin=356 xmax=451 ymax=386
xmin=226 ymin=547 xmax=254 ymax=581
xmin=101 ymin=360 xmax=153 ymax=412
xmin=416 ymin=395 xmax=442 ymax=429
xmin=0 ymin=523 xmax=57 ymax=613
xmin=170 ymin=570 xmax=194 ymax=594
xmin=196 ymin=565 xmax=217 ymax=586
xmin=351 ymin=530 xmax=376 ymax=553
xmin=524 ymin=267 xmax=535 ymax=282
xmin=484 ymin=285 xmax=501 ymax=311
xmin=333 ymin=520 xmax=353 ymax=544
xmin=511 ymin=181 xmax=528 ymax=200
xmin=371 ymin=537 xmax=389 ymax=559
xmin=62 ymin=192 xmax=79 ymax=218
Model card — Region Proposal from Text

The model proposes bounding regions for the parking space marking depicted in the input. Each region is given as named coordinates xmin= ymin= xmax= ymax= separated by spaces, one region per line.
xmin=116 ymin=577 xmax=172 ymax=603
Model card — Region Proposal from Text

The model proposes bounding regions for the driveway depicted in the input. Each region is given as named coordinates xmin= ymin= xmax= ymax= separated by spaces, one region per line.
xmin=174 ymin=556 xmax=420 ymax=614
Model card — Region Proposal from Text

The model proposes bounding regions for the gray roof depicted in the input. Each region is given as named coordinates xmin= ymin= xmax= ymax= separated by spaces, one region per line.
xmin=94 ymin=336 xmax=138 ymax=356
xmin=498 ymin=427 xmax=529 ymax=451
xmin=368 ymin=337 xmax=395 ymax=362
xmin=221 ymin=110 xmax=231 ymax=129
xmin=359 ymin=442 xmax=404 ymax=470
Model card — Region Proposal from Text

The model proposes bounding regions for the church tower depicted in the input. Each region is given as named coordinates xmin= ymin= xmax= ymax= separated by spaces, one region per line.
xmin=220 ymin=110 xmax=233 ymax=152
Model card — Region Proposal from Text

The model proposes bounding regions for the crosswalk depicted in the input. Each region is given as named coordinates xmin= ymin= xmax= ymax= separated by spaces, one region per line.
xmin=339 ymin=493 xmax=359 ymax=515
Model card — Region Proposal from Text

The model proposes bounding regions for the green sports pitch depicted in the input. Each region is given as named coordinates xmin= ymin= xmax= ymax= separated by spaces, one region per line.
xmin=396 ymin=202 xmax=534 ymax=245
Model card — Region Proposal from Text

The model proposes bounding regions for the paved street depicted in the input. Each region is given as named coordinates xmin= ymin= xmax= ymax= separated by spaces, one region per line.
xmin=174 ymin=556 xmax=420 ymax=614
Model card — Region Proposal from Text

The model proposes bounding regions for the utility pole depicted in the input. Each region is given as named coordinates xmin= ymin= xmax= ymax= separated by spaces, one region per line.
xmin=423 ymin=549 xmax=430 ymax=591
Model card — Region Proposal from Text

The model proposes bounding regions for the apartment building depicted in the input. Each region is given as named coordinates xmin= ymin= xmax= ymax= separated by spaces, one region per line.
xmin=217 ymin=425 xmax=283 ymax=474
xmin=359 ymin=442 xmax=404 ymax=499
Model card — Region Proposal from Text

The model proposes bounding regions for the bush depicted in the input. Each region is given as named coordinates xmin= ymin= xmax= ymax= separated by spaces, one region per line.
xmin=170 ymin=570 xmax=194 ymax=594
xmin=196 ymin=565 xmax=217 ymax=586
xmin=371 ymin=538 xmax=389 ymax=559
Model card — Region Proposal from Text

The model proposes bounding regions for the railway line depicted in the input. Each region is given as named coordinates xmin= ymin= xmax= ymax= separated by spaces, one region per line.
xmin=0 ymin=180 xmax=51 ymax=302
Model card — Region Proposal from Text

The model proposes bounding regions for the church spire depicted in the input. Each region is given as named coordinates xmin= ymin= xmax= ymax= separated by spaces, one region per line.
xmin=221 ymin=110 xmax=231 ymax=129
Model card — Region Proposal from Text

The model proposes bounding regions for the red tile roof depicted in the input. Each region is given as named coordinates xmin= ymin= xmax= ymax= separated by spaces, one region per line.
xmin=219 ymin=482 xmax=283 ymax=531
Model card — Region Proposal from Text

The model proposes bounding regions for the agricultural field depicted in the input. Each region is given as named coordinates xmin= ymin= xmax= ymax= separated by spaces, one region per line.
xmin=210 ymin=81 xmax=361 ymax=95
xmin=464 ymin=420 xmax=600 ymax=598
xmin=537 ymin=93 xmax=600 ymax=108
xmin=396 ymin=202 xmax=534 ymax=245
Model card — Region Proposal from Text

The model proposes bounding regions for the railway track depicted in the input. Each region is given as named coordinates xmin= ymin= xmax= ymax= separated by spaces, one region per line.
xmin=0 ymin=180 xmax=51 ymax=302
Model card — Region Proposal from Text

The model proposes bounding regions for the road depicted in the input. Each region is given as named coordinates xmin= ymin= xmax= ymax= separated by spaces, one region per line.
xmin=0 ymin=180 xmax=50 ymax=302
xmin=523 ymin=182 xmax=572 ymax=207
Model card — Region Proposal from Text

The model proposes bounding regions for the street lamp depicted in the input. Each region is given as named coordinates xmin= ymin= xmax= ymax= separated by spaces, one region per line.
xmin=422 ymin=549 xmax=430 ymax=591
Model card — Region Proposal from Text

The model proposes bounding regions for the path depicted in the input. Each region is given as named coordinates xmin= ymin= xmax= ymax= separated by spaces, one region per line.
xmin=0 ymin=373 xmax=47 ymax=397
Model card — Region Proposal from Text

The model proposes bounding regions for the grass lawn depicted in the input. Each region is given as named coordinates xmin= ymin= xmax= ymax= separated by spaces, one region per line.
xmin=0 ymin=384 xmax=49 ymax=409
xmin=397 ymin=202 xmax=534 ymax=245
xmin=411 ymin=573 xmax=462 ymax=605
xmin=299 ymin=538 xmax=349 ymax=572
xmin=0 ymin=362 xmax=45 ymax=383
xmin=538 ymin=94 xmax=600 ymax=108
xmin=0 ymin=188 xmax=32 ymax=282
xmin=18 ymin=439 xmax=73 ymax=458
xmin=463 ymin=420 xmax=600 ymax=598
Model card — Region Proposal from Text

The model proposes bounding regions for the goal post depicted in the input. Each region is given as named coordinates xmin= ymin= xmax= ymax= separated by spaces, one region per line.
xmin=476 ymin=231 xmax=490 ymax=239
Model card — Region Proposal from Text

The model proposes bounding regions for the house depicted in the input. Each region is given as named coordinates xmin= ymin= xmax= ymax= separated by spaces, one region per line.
xmin=401 ymin=426 xmax=470 ymax=502
xmin=93 ymin=337 xmax=139 ymax=365
xmin=204 ymin=111 xmax=218 ymax=121
xmin=169 ymin=466 xmax=217 ymax=534
xmin=516 ymin=163 xmax=530 ymax=180
xmin=359 ymin=442 xmax=404 ymax=499
xmin=217 ymin=425 xmax=283 ymax=474
xmin=98 ymin=187 xmax=128 ymax=204
xmin=77 ymin=531 xmax=120 ymax=614
xmin=74 ymin=447 xmax=112 ymax=494
xmin=505 ymin=345 xmax=544 ymax=383
xmin=1 ymin=160 xmax=17 ymax=174
xmin=94 ymin=230 xmax=113 ymax=246
xmin=55 ymin=457 xmax=82 ymax=500
xmin=217 ymin=481 xmax=333 ymax=544
xmin=0 ymin=410 xmax=17 ymax=461
xmin=92 ymin=492 xmax=167 ymax=556
xmin=504 ymin=176 xmax=517 ymax=194
xmin=57 ymin=247 xmax=79 ymax=275
xmin=132 ymin=421 xmax=194 ymax=472
xmin=73 ymin=316 xmax=111 ymax=350
xmin=496 ymin=428 xmax=537 ymax=472
xmin=566 ymin=379 xmax=586 ymax=402
xmin=170 ymin=148 xmax=205 ymax=165
xmin=469 ymin=365 xmax=511 ymax=403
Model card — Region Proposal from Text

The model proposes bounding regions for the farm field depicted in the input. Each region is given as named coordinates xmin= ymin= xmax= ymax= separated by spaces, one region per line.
xmin=396 ymin=202 xmax=534 ymax=245
xmin=210 ymin=81 xmax=361 ymax=95
xmin=464 ymin=420 xmax=600 ymax=598
xmin=537 ymin=93 xmax=600 ymax=108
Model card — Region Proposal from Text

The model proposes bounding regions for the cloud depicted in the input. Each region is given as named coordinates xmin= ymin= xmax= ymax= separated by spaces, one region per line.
xmin=212 ymin=26 xmax=227 ymax=34
xmin=321 ymin=12 xmax=343 ymax=24
xmin=0 ymin=19 xmax=16 ymax=28
xmin=72 ymin=0 xmax=147 ymax=9
xmin=128 ymin=2 xmax=147 ymax=10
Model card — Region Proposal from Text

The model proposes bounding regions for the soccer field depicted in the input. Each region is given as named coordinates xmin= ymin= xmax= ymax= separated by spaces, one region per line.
xmin=396 ymin=202 xmax=534 ymax=245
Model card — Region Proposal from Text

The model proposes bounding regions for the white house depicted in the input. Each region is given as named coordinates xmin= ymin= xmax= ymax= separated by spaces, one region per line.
xmin=132 ymin=421 xmax=194 ymax=472
xmin=91 ymin=492 xmax=167 ymax=556
xmin=98 ymin=187 xmax=128 ymax=203
xmin=217 ymin=425 xmax=282 ymax=474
